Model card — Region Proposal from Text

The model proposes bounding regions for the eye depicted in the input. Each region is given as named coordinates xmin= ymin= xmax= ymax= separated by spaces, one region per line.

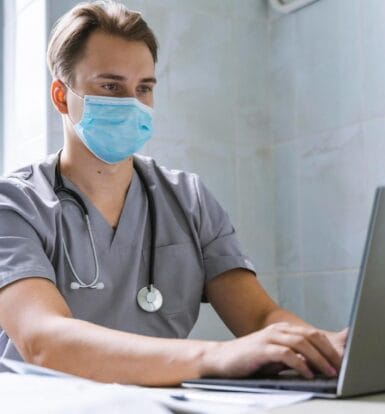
xmin=101 ymin=83 xmax=120 ymax=93
xmin=136 ymin=84 xmax=153 ymax=96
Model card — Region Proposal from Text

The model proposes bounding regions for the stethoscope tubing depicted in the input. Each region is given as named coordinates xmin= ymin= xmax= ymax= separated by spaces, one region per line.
xmin=53 ymin=150 xmax=156 ymax=293
xmin=133 ymin=161 xmax=156 ymax=287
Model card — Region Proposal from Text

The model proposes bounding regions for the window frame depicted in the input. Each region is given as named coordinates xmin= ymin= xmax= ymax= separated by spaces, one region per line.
xmin=0 ymin=0 xmax=4 ymax=174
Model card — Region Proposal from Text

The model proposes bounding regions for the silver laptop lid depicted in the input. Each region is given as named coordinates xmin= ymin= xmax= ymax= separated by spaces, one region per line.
xmin=338 ymin=187 xmax=385 ymax=397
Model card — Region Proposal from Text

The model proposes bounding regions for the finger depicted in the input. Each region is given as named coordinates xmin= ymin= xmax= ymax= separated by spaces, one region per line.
xmin=329 ymin=328 xmax=349 ymax=356
xmin=267 ymin=344 xmax=314 ymax=379
xmin=322 ymin=327 xmax=349 ymax=345
xmin=272 ymin=333 xmax=337 ymax=377
xmin=282 ymin=326 xmax=341 ymax=371
xmin=339 ymin=327 xmax=349 ymax=345
xmin=307 ymin=330 xmax=342 ymax=370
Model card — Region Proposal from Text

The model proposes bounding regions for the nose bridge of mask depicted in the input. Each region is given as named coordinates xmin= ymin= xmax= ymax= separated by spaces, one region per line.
xmin=83 ymin=95 xmax=153 ymax=117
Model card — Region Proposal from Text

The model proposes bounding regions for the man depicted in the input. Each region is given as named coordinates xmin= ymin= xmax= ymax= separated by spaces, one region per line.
xmin=0 ymin=1 xmax=346 ymax=385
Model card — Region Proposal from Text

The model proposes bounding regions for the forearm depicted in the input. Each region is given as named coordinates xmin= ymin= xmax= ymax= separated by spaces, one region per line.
xmin=261 ymin=306 xmax=313 ymax=329
xmin=207 ymin=270 xmax=316 ymax=337
xmin=31 ymin=316 xmax=217 ymax=386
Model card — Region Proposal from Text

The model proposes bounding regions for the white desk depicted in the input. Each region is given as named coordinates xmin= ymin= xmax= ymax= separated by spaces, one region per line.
xmin=2 ymin=368 xmax=385 ymax=413
xmin=271 ymin=393 xmax=385 ymax=414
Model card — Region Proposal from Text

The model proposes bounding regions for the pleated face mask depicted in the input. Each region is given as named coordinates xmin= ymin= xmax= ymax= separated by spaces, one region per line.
xmin=70 ymin=93 xmax=154 ymax=164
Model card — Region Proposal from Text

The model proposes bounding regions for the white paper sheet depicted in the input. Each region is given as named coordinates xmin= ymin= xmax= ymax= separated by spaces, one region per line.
xmin=0 ymin=358 xmax=314 ymax=414
xmin=144 ymin=387 xmax=314 ymax=413
xmin=0 ymin=373 xmax=171 ymax=414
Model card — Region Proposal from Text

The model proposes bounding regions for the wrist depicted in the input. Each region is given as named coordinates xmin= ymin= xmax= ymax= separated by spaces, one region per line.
xmin=197 ymin=340 xmax=225 ymax=378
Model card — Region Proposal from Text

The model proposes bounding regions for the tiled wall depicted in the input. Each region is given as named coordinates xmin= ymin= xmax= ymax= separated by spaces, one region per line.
xmin=30 ymin=0 xmax=385 ymax=338
xmin=270 ymin=0 xmax=385 ymax=331
xmin=138 ymin=0 xmax=276 ymax=339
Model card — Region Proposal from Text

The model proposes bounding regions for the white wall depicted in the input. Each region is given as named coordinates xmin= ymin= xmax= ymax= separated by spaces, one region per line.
xmin=270 ymin=0 xmax=385 ymax=331
xmin=139 ymin=0 xmax=276 ymax=339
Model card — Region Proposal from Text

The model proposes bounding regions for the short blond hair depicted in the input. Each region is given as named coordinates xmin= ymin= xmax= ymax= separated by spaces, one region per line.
xmin=47 ymin=0 xmax=158 ymax=85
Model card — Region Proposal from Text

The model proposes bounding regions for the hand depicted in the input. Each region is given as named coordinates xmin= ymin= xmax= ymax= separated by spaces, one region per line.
xmin=323 ymin=327 xmax=349 ymax=360
xmin=202 ymin=322 xmax=343 ymax=380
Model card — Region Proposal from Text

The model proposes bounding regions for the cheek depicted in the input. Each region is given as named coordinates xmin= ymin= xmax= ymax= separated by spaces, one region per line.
xmin=138 ymin=95 xmax=154 ymax=108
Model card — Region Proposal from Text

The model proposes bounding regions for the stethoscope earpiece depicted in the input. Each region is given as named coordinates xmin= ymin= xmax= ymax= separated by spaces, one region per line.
xmin=94 ymin=282 xmax=104 ymax=290
xmin=70 ymin=282 xmax=80 ymax=290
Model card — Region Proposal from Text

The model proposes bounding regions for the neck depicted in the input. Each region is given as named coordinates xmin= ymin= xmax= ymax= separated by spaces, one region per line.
xmin=59 ymin=143 xmax=134 ymax=202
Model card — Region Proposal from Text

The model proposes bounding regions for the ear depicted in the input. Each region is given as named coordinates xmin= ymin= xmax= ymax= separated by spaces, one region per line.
xmin=51 ymin=79 xmax=68 ymax=114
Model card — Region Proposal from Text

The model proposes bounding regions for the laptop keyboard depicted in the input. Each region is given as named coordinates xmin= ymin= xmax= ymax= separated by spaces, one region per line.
xmin=241 ymin=376 xmax=338 ymax=392
xmin=186 ymin=373 xmax=338 ymax=394
xmin=242 ymin=369 xmax=338 ymax=392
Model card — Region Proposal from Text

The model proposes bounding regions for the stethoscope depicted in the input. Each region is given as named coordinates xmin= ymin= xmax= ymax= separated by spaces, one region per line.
xmin=54 ymin=150 xmax=163 ymax=312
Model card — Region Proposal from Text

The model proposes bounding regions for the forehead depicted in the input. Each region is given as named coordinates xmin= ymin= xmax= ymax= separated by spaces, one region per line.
xmin=73 ymin=30 xmax=155 ymax=82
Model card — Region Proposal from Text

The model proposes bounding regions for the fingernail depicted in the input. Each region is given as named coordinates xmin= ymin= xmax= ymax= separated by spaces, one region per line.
xmin=328 ymin=367 xmax=337 ymax=376
xmin=306 ymin=371 xmax=314 ymax=379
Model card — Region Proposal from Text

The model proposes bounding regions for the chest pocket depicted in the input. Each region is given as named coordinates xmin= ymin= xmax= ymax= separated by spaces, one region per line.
xmin=142 ymin=242 xmax=204 ymax=315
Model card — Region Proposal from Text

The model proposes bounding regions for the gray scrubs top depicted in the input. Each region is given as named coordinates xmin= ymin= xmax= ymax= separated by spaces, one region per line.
xmin=0 ymin=152 xmax=255 ymax=363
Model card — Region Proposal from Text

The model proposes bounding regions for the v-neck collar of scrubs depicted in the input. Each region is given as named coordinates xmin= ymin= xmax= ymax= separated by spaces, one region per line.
xmin=60 ymin=169 xmax=142 ymax=251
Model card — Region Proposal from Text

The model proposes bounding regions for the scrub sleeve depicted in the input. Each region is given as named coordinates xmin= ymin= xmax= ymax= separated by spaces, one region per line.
xmin=0 ymin=179 xmax=56 ymax=289
xmin=196 ymin=177 xmax=255 ymax=284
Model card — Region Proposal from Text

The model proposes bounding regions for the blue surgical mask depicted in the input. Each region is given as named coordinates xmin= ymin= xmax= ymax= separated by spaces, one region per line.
xmin=68 ymin=91 xmax=154 ymax=164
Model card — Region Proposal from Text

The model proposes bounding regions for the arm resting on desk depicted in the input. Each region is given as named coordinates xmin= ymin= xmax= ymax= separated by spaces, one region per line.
xmin=0 ymin=278 xmax=215 ymax=386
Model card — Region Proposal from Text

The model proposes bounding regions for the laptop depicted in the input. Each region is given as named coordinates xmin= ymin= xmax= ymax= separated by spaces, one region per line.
xmin=183 ymin=187 xmax=385 ymax=398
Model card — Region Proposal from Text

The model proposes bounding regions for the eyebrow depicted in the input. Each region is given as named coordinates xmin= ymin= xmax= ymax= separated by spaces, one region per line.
xmin=94 ymin=73 xmax=157 ymax=83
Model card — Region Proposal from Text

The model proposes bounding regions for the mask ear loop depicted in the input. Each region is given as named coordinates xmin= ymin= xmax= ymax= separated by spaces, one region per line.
xmin=61 ymin=81 xmax=85 ymax=126
xmin=64 ymin=83 xmax=84 ymax=100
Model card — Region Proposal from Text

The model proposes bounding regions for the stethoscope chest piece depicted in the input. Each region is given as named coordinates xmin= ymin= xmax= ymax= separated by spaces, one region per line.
xmin=137 ymin=285 xmax=163 ymax=312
